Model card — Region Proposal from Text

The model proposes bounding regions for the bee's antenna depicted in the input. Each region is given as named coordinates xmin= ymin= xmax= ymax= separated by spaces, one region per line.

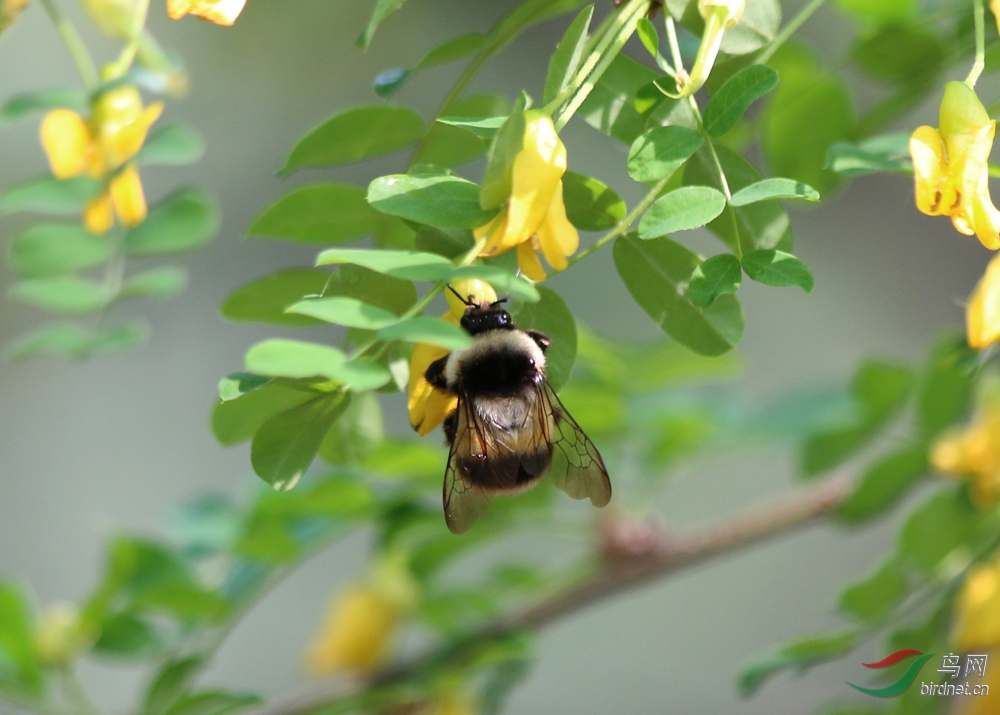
xmin=446 ymin=284 xmax=473 ymax=305
xmin=491 ymin=295 xmax=510 ymax=306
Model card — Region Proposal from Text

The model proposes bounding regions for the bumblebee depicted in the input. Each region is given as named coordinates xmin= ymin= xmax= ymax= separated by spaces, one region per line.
xmin=422 ymin=290 xmax=611 ymax=534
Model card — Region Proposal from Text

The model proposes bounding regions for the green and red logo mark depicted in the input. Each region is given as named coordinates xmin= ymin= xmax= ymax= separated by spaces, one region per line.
xmin=847 ymin=649 xmax=936 ymax=698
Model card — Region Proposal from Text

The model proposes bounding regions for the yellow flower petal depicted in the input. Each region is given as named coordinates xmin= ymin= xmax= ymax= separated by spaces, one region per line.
xmin=408 ymin=312 xmax=459 ymax=436
xmin=475 ymin=213 xmax=510 ymax=258
xmin=445 ymin=278 xmax=497 ymax=319
xmin=304 ymin=586 xmax=398 ymax=676
xmin=40 ymin=110 xmax=94 ymax=179
xmin=501 ymin=112 xmax=566 ymax=249
xmin=517 ymin=240 xmax=546 ymax=282
xmin=166 ymin=0 xmax=193 ymax=18
xmin=971 ymin=169 xmax=1000 ymax=250
xmin=171 ymin=0 xmax=245 ymax=24
xmin=909 ymin=126 xmax=953 ymax=216
xmin=535 ymin=180 xmax=579 ymax=272
xmin=110 ymin=165 xmax=147 ymax=228
xmin=83 ymin=193 xmax=114 ymax=235
xmin=954 ymin=555 xmax=1000 ymax=651
xmin=968 ymin=253 xmax=1000 ymax=350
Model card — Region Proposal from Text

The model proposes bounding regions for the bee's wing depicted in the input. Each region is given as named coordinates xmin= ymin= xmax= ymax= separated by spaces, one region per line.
xmin=540 ymin=381 xmax=611 ymax=507
xmin=443 ymin=395 xmax=492 ymax=535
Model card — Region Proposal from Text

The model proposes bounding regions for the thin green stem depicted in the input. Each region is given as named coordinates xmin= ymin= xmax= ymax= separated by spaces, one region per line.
xmin=38 ymin=0 xmax=99 ymax=91
xmin=108 ymin=0 xmax=151 ymax=79
xmin=665 ymin=16 xmax=684 ymax=75
xmin=756 ymin=0 xmax=828 ymax=64
xmin=554 ymin=0 xmax=651 ymax=130
xmin=968 ymin=0 xmax=986 ymax=86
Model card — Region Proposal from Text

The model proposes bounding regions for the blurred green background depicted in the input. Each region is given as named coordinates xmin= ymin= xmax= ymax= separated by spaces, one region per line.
xmin=0 ymin=0 xmax=995 ymax=712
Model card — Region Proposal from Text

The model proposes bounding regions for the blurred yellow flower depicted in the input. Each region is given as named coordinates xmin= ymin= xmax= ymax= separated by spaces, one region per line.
xmin=304 ymin=552 xmax=416 ymax=678
xmin=910 ymin=82 xmax=1000 ymax=250
xmin=426 ymin=694 xmax=479 ymax=715
xmin=0 ymin=0 xmax=32 ymax=34
xmin=968 ymin=252 xmax=1000 ymax=350
xmin=34 ymin=603 xmax=91 ymax=666
xmin=931 ymin=397 xmax=1000 ymax=508
xmin=39 ymin=86 xmax=160 ymax=234
xmin=474 ymin=111 xmax=578 ymax=282
xmin=953 ymin=553 xmax=1000 ymax=651
xmin=167 ymin=0 xmax=245 ymax=25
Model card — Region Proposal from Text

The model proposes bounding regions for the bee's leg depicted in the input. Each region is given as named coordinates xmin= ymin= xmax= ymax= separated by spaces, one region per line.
xmin=425 ymin=356 xmax=451 ymax=391
xmin=524 ymin=330 xmax=550 ymax=353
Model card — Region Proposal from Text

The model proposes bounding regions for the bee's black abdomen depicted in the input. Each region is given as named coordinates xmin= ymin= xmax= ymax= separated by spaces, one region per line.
xmin=461 ymin=349 xmax=537 ymax=397
xmin=463 ymin=448 xmax=552 ymax=490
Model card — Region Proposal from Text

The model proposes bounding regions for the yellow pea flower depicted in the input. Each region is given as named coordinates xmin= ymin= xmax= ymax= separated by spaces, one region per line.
xmin=968 ymin=252 xmax=1000 ymax=350
xmin=910 ymin=81 xmax=1000 ymax=250
xmin=34 ymin=603 xmax=91 ymax=666
xmin=474 ymin=112 xmax=579 ymax=282
xmin=409 ymin=280 xmax=497 ymax=436
xmin=39 ymin=86 xmax=160 ymax=234
xmin=304 ymin=552 xmax=416 ymax=677
xmin=953 ymin=553 xmax=1000 ymax=651
xmin=167 ymin=0 xmax=245 ymax=25
xmin=931 ymin=395 xmax=1000 ymax=508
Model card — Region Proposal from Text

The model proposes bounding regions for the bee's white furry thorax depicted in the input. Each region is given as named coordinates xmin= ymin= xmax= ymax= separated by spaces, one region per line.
xmin=444 ymin=329 xmax=546 ymax=390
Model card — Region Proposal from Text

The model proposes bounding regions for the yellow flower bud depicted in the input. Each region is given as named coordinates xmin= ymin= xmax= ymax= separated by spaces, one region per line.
xmin=84 ymin=193 xmax=115 ymax=235
xmin=408 ymin=312 xmax=459 ymax=436
xmin=92 ymin=86 xmax=162 ymax=169
xmin=40 ymin=110 xmax=95 ymax=179
xmin=0 ymin=0 xmax=32 ymax=33
xmin=34 ymin=604 xmax=90 ymax=666
xmin=910 ymin=82 xmax=1000 ymax=250
xmin=79 ymin=0 xmax=143 ymax=38
xmin=931 ymin=394 xmax=1000 ymax=508
xmin=953 ymin=553 xmax=1000 ymax=651
xmin=673 ymin=0 xmax=745 ymax=97
xmin=446 ymin=279 xmax=498 ymax=319
xmin=109 ymin=164 xmax=147 ymax=227
xmin=968 ymin=253 xmax=1000 ymax=350
xmin=304 ymin=586 xmax=398 ymax=676
xmin=167 ymin=0 xmax=246 ymax=26
xmin=698 ymin=0 xmax=745 ymax=29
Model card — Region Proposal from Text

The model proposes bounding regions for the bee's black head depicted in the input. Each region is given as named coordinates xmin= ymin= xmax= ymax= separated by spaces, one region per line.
xmin=448 ymin=285 xmax=515 ymax=336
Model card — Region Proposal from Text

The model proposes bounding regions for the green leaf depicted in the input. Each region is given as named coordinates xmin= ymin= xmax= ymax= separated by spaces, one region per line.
xmin=143 ymin=657 xmax=204 ymax=715
xmin=93 ymin=612 xmax=163 ymax=659
xmin=638 ymin=186 xmax=727 ymax=237
xmin=627 ymin=125 xmax=703 ymax=183
xmin=221 ymin=269 xmax=330 ymax=327
xmin=4 ymin=323 xmax=91 ymax=361
xmin=836 ymin=448 xmax=928 ymax=522
xmin=702 ymin=64 xmax=778 ymax=137
xmin=1 ymin=88 xmax=86 ymax=121
xmin=687 ymin=253 xmax=741 ymax=308
xmin=1 ymin=176 xmax=102 ymax=215
xmin=9 ymin=224 xmax=111 ymax=278
xmin=10 ymin=277 xmax=108 ymax=314
xmin=729 ymin=178 xmax=820 ymax=206
xmin=377 ymin=317 xmax=472 ymax=350
xmin=838 ymin=561 xmax=908 ymax=624
xmin=375 ymin=33 xmax=487 ymax=97
xmin=163 ymin=691 xmax=261 ymax=715
xmin=124 ymin=189 xmax=219 ymax=257
xmin=136 ymin=123 xmax=205 ymax=167
xmin=415 ymin=225 xmax=475 ymax=259
xmin=448 ymin=265 xmax=541 ymax=303
xmin=368 ymin=174 xmax=496 ymax=229
xmin=121 ymin=266 xmax=188 ymax=299
xmin=316 ymin=248 xmax=453 ymax=282
xmin=282 ymin=106 xmax=423 ymax=174
xmin=0 ymin=582 xmax=40 ymax=689
xmin=898 ymin=489 xmax=980 ymax=575
xmin=741 ymin=250 xmax=814 ymax=292
xmin=826 ymin=133 xmax=911 ymax=176
xmin=437 ymin=116 xmax=506 ymax=138
xmin=738 ymin=631 xmax=856 ymax=698
xmin=721 ymin=0 xmax=780 ymax=54
xmin=211 ymin=381 xmax=316 ymax=446
xmin=918 ymin=335 xmax=974 ymax=438
xmin=245 ymin=339 xmax=390 ymax=391
xmin=217 ymin=373 xmax=270 ymax=402
xmin=285 ymin=296 xmax=399 ymax=329
xmin=413 ymin=95 xmax=506 ymax=167
xmin=636 ymin=17 xmax=659 ymax=58
xmin=319 ymin=392 xmax=384 ymax=465
xmin=561 ymin=171 xmax=626 ymax=231
xmin=90 ymin=322 xmax=149 ymax=355
xmin=510 ymin=286 xmax=576 ymax=391
xmin=248 ymin=184 xmax=381 ymax=244
xmin=251 ymin=392 xmax=351 ymax=490
xmin=324 ymin=264 xmax=418 ymax=316
xmin=852 ymin=25 xmax=942 ymax=84
xmin=578 ymin=54 xmax=658 ymax=144
xmin=762 ymin=50 xmax=854 ymax=197
xmin=480 ymin=110 xmax=527 ymax=211
xmin=542 ymin=5 xmax=594 ymax=105
xmin=357 ymin=0 xmax=409 ymax=49
xmin=684 ymin=145 xmax=792 ymax=252
xmin=835 ymin=0 xmax=914 ymax=25
xmin=614 ymin=233 xmax=744 ymax=356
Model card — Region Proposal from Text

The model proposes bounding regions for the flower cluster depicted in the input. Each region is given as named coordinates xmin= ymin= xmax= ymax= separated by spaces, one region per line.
xmin=931 ymin=386 xmax=1000 ymax=508
xmin=910 ymin=82 xmax=1000 ymax=250
xmin=40 ymin=85 xmax=162 ymax=234
xmin=474 ymin=111 xmax=579 ymax=282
